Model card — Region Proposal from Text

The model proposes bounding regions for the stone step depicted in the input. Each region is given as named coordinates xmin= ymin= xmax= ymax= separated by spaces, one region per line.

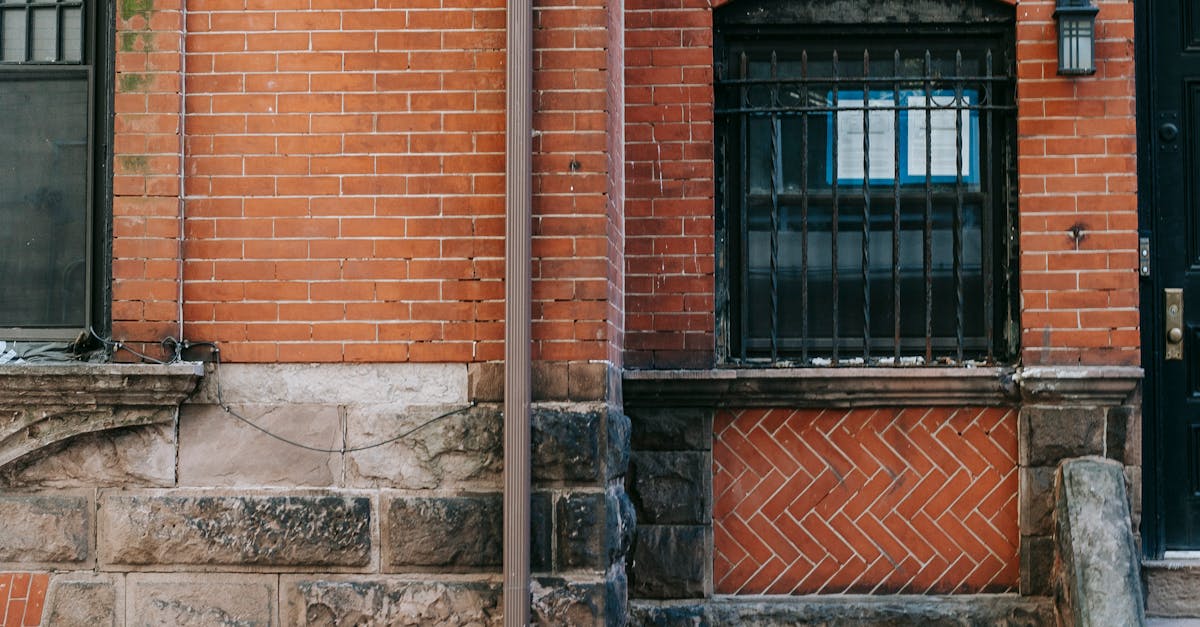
xmin=631 ymin=595 xmax=1054 ymax=626
xmin=1145 ymin=560 xmax=1200 ymax=618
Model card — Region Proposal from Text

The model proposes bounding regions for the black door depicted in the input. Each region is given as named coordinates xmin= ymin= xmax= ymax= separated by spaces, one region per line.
xmin=1141 ymin=0 xmax=1200 ymax=555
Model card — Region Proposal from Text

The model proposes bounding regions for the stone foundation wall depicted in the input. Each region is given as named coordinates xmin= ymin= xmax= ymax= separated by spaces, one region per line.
xmin=0 ymin=363 xmax=633 ymax=626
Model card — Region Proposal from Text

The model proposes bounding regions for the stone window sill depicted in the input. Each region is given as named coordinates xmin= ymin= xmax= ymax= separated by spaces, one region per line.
xmin=0 ymin=362 xmax=204 ymax=468
xmin=622 ymin=366 xmax=1142 ymax=408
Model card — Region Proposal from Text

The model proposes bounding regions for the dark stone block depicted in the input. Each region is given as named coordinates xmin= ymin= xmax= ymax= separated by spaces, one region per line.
xmin=531 ymin=490 xmax=553 ymax=572
xmin=99 ymin=493 xmax=371 ymax=567
xmin=533 ymin=407 xmax=602 ymax=483
xmin=629 ymin=451 xmax=709 ymax=525
xmin=386 ymin=494 xmax=501 ymax=569
xmin=1020 ymin=535 xmax=1055 ymax=596
xmin=630 ymin=525 xmax=706 ymax=599
xmin=533 ymin=362 xmax=570 ymax=401
xmin=629 ymin=602 xmax=709 ymax=627
xmin=606 ymin=565 xmax=629 ymax=627
xmin=558 ymin=492 xmax=606 ymax=570
xmin=1021 ymin=407 xmax=1105 ymax=466
xmin=1106 ymin=405 xmax=1133 ymax=464
xmin=606 ymin=409 xmax=632 ymax=480
xmin=1019 ymin=466 xmax=1055 ymax=538
xmin=629 ymin=408 xmax=711 ymax=452
xmin=532 ymin=577 xmax=606 ymax=626
xmin=609 ymin=487 xmax=636 ymax=565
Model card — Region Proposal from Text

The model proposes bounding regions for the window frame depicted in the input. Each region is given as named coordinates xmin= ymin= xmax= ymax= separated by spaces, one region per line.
xmin=0 ymin=0 xmax=110 ymax=342
xmin=714 ymin=17 xmax=1018 ymax=367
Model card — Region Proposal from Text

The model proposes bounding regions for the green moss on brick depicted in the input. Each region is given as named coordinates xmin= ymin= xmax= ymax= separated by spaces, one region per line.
xmin=118 ymin=73 xmax=153 ymax=92
xmin=119 ymin=32 xmax=155 ymax=52
xmin=119 ymin=155 xmax=149 ymax=173
xmin=119 ymin=0 xmax=153 ymax=22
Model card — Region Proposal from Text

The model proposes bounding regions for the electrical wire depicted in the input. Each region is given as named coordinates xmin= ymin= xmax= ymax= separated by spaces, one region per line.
xmin=90 ymin=331 xmax=476 ymax=453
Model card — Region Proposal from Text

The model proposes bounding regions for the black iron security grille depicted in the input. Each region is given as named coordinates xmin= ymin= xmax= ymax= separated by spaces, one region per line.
xmin=716 ymin=35 xmax=1017 ymax=365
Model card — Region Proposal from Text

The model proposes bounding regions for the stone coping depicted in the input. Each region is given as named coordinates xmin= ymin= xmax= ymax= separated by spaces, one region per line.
xmin=623 ymin=365 xmax=1142 ymax=407
xmin=0 ymin=362 xmax=203 ymax=469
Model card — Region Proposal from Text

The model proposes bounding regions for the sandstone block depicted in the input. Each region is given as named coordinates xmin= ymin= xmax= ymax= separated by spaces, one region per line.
xmin=99 ymin=492 xmax=372 ymax=568
xmin=629 ymin=451 xmax=709 ymax=525
xmin=385 ymin=493 xmax=502 ymax=569
xmin=193 ymin=362 xmax=467 ymax=405
xmin=0 ymin=423 xmax=174 ymax=488
xmin=345 ymin=404 xmax=502 ymax=490
xmin=1019 ymin=466 xmax=1055 ymax=537
xmin=0 ymin=493 xmax=89 ymax=564
xmin=127 ymin=574 xmax=275 ymax=626
xmin=43 ymin=573 xmax=122 ymax=627
xmin=1020 ymin=535 xmax=1054 ymax=597
xmin=178 ymin=404 xmax=341 ymax=487
xmin=282 ymin=576 xmax=502 ymax=626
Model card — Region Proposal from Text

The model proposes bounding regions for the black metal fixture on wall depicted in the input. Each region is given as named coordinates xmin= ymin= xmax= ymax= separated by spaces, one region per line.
xmin=1055 ymin=0 xmax=1099 ymax=75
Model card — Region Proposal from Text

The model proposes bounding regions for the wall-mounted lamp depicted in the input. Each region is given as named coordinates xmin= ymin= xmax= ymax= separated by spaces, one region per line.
xmin=1055 ymin=0 xmax=1099 ymax=75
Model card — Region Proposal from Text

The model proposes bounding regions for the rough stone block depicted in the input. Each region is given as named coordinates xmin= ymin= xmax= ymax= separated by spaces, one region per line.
xmin=178 ymin=404 xmax=341 ymax=487
xmin=629 ymin=602 xmax=708 ymax=626
xmin=1055 ymin=457 xmax=1145 ymax=626
xmin=1105 ymin=405 xmax=1133 ymax=464
xmin=1019 ymin=466 xmax=1055 ymax=537
xmin=282 ymin=576 xmax=502 ymax=626
xmin=629 ymin=408 xmax=711 ymax=452
xmin=630 ymin=525 xmax=707 ymax=599
xmin=610 ymin=487 xmax=637 ymax=566
xmin=467 ymin=362 xmax=504 ymax=402
xmin=605 ymin=565 xmax=630 ymax=627
xmin=532 ymin=491 xmax=553 ymax=572
xmin=99 ymin=492 xmax=371 ymax=568
xmin=533 ymin=362 xmax=570 ymax=401
xmin=629 ymin=451 xmax=710 ymax=525
xmin=532 ymin=577 xmax=607 ymax=626
xmin=0 ymin=494 xmax=89 ymax=564
xmin=127 ymin=574 xmax=275 ymax=626
xmin=1020 ymin=535 xmax=1055 ymax=596
xmin=1020 ymin=406 xmax=1105 ymax=466
xmin=385 ymin=493 xmax=502 ymax=569
xmin=43 ymin=574 xmax=121 ymax=627
xmin=558 ymin=492 xmax=607 ymax=570
xmin=533 ymin=406 xmax=602 ymax=483
xmin=345 ymin=404 xmax=502 ymax=490
xmin=0 ymin=423 xmax=174 ymax=488
xmin=1144 ymin=561 xmax=1200 ymax=617
xmin=606 ymin=409 xmax=631 ymax=480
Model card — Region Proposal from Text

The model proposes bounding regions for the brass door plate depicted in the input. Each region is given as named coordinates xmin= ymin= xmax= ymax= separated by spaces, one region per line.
xmin=1166 ymin=288 xmax=1184 ymax=361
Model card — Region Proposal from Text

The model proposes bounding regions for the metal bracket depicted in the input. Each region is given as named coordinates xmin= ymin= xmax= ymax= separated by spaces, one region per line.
xmin=1140 ymin=237 xmax=1151 ymax=277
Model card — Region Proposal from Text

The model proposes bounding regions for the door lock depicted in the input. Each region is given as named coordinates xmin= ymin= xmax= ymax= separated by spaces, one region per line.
xmin=1166 ymin=288 xmax=1184 ymax=360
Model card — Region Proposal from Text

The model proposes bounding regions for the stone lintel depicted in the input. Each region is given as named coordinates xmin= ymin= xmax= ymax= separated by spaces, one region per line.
xmin=624 ymin=367 xmax=1018 ymax=407
xmin=1017 ymin=366 xmax=1143 ymax=405
xmin=0 ymin=362 xmax=203 ymax=470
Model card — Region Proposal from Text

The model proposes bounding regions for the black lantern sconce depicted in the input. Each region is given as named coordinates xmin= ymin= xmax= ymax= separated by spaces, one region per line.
xmin=1055 ymin=0 xmax=1099 ymax=75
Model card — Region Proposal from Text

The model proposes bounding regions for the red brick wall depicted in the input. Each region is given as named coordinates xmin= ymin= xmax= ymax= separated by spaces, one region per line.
xmin=1016 ymin=0 xmax=1139 ymax=366
xmin=0 ymin=573 xmax=49 ymax=626
xmin=713 ymin=407 xmax=1019 ymax=594
xmin=623 ymin=0 xmax=1140 ymax=368
xmin=110 ymin=0 xmax=626 ymax=364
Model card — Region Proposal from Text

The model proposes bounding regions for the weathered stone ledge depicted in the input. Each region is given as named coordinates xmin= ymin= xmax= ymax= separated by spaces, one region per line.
xmin=0 ymin=362 xmax=203 ymax=470
xmin=631 ymin=594 xmax=1056 ymax=625
xmin=624 ymin=365 xmax=1143 ymax=408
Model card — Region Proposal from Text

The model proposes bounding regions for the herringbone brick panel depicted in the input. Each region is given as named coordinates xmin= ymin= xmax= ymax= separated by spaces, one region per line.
xmin=713 ymin=407 xmax=1019 ymax=595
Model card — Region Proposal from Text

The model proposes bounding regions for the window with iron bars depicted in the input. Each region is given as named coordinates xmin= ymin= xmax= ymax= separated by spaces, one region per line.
xmin=0 ymin=0 xmax=107 ymax=341
xmin=715 ymin=20 xmax=1017 ymax=366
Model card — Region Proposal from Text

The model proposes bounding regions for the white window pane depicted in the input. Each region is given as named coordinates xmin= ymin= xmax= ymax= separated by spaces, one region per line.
xmin=62 ymin=6 xmax=81 ymax=62
xmin=1 ymin=10 xmax=25 ymax=62
xmin=31 ymin=7 xmax=55 ymax=62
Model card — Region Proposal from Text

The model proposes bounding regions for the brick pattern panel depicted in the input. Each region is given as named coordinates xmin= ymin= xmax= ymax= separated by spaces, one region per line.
xmin=1016 ymin=0 xmax=1139 ymax=366
xmin=714 ymin=407 xmax=1019 ymax=595
xmin=0 ymin=573 xmax=50 ymax=627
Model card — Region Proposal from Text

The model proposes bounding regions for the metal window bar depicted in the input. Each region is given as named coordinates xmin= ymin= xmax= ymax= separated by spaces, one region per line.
xmin=716 ymin=45 xmax=1015 ymax=365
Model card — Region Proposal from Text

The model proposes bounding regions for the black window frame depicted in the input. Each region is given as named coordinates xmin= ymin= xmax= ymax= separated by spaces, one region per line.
xmin=0 ymin=0 xmax=111 ymax=342
xmin=714 ymin=2 xmax=1018 ymax=366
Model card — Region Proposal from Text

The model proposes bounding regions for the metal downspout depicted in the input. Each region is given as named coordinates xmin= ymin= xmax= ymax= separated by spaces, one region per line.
xmin=504 ymin=0 xmax=533 ymax=622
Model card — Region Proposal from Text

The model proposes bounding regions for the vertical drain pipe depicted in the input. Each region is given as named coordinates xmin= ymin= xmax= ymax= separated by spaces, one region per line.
xmin=504 ymin=0 xmax=533 ymax=620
